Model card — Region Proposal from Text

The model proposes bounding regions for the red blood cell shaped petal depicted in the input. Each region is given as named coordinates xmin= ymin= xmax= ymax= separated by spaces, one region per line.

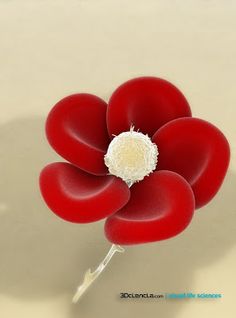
xmin=107 ymin=77 xmax=191 ymax=137
xmin=39 ymin=162 xmax=130 ymax=223
xmin=105 ymin=171 xmax=195 ymax=245
xmin=153 ymin=117 xmax=230 ymax=208
xmin=46 ymin=94 xmax=110 ymax=175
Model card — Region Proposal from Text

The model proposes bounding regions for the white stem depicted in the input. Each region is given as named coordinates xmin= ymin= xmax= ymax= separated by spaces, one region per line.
xmin=72 ymin=244 xmax=125 ymax=303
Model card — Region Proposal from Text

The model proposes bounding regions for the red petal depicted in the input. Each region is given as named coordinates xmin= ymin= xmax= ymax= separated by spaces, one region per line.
xmin=107 ymin=77 xmax=191 ymax=137
xmin=39 ymin=162 xmax=130 ymax=223
xmin=153 ymin=118 xmax=230 ymax=208
xmin=105 ymin=171 xmax=195 ymax=245
xmin=46 ymin=94 xmax=110 ymax=175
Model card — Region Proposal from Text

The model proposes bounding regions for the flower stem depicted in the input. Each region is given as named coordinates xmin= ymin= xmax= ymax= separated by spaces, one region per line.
xmin=72 ymin=244 xmax=125 ymax=303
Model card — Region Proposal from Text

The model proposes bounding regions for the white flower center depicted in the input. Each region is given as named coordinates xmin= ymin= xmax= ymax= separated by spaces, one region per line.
xmin=104 ymin=127 xmax=158 ymax=186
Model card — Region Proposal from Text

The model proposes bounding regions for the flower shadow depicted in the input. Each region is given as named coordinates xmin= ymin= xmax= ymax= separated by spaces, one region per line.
xmin=0 ymin=117 xmax=108 ymax=299
xmin=0 ymin=117 xmax=234 ymax=318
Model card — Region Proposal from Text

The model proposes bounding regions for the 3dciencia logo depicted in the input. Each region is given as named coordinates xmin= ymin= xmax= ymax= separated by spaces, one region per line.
xmin=39 ymin=76 xmax=230 ymax=302
xmin=120 ymin=292 xmax=222 ymax=300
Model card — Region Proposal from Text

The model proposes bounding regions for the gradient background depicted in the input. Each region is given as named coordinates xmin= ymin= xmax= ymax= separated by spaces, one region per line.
xmin=0 ymin=1 xmax=235 ymax=317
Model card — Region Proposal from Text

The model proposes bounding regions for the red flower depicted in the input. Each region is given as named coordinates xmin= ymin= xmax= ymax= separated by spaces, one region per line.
xmin=39 ymin=77 xmax=230 ymax=245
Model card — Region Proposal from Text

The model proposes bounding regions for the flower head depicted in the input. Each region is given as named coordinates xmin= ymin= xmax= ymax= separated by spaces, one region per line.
xmin=39 ymin=77 xmax=230 ymax=245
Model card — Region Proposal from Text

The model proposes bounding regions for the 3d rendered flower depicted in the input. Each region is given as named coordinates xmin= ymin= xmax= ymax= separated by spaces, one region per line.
xmin=39 ymin=77 xmax=230 ymax=245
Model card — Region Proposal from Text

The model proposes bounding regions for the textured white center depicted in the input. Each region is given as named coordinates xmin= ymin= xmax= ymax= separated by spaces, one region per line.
xmin=104 ymin=127 xmax=158 ymax=185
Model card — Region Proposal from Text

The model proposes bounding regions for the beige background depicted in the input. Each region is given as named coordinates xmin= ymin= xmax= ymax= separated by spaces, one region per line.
xmin=0 ymin=0 xmax=236 ymax=317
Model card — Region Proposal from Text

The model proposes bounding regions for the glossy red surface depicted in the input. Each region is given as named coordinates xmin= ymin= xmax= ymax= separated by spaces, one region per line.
xmin=40 ymin=162 xmax=130 ymax=223
xmin=107 ymin=77 xmax=191 ymax=137
xmin=46 ymin=94 xmax=110 ymax=175
xmin=153 ymin=117 xmax=230 ymax=208
xmin=105 ymin=171 xmax=195 ymax=245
